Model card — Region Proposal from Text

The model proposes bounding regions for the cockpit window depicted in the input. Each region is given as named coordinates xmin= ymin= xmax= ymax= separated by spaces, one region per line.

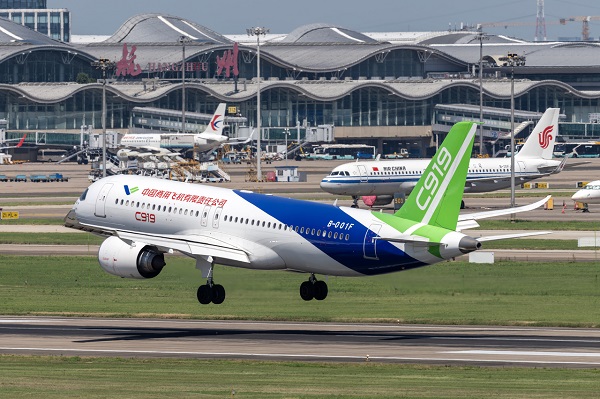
xmin=79 ymin=188 xmax=88 ymax=201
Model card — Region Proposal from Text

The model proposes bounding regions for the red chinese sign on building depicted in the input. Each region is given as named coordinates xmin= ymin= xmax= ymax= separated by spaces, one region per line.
xmin=114 ymin=42 xmax=240 ymax=78
xmin=115 ymin=44 xmax=142 ymax=77
xmin=216 ymin=42 xmax=239 ymax=78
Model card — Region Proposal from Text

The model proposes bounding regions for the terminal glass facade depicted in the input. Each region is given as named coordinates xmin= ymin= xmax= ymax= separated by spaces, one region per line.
xmin=0 ymin=0 xmax=45 ymax=8
xmin=0 ymin=8 xmax=70 ymax=42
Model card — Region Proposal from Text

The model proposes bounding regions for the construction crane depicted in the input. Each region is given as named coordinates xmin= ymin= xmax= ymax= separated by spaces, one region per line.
xmin=559 ymin=16 xmax=600 ymax=41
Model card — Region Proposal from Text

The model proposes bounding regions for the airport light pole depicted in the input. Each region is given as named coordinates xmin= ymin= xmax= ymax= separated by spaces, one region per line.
xmin=91 ymin=58 xmax=115 ymax=178
xmin=178 ymin=35 xmax=192 ymax=134
xmin=247 ymin=26 xmax=269 ymax=181
xmin=504 ymin=53 xmax=526 ymax=218
xmin=476 ymin=29 xmax=489 ymax=156
xmin=284 ymin=128 xmax=290 ymax=166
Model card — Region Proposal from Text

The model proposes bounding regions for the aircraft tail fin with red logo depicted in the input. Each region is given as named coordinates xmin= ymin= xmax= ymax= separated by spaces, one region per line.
xmin=516 ymin=108 xmax=560 ymax=160
xmin=16 ymin=133 xmax=27 ymax=148
xmin=201 ymin=103 xmax=227 ymax=135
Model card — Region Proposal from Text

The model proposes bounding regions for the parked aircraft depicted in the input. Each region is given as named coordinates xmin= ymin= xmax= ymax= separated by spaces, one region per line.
xmin=64 ymin=121 xmax=549 ymax=305
xmin=572 ymin=180 xmax=600 ymax=205
xmin=320 ymin=108 xmax=562 ymax=207
xmin=0 ymin=133 xmax=26 ymax=150
xmin=120 ymin=103 xmax=251 ymax=153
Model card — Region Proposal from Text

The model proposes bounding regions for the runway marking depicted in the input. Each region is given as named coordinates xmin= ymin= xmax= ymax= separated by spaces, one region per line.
xmin=3 ymin=347 xmax=600 ymax=365
xmin=436 ymin=336 xmax=600 ymax=344
xmin=3 ymin=317 xmax=600 ymax=335
xmin=447 ymin=350 xmax=600 ymax=357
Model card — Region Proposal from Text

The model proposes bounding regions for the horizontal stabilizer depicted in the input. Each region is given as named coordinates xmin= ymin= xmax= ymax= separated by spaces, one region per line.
xmin=456 ymin=195 xmax=551 ymax=231
xmin=376 ymin=236 xmax=439 ymax=247
xmin=476 ymin=231 xmax=552 ymax=242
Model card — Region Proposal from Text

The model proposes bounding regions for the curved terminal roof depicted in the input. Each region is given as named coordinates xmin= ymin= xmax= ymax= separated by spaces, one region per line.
xmin=8 ymin=78 xmax=600 ymax=105
xmin=280 ymin=23 xmax=381 ymax=44
xmin=0 ymin=17 xmax=63 ymax=45
xmin=104 ymin=13 xmax=232 ymax=45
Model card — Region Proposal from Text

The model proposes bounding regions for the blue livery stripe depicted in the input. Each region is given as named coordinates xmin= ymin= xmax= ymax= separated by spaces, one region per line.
xmin=233 ymin=190 xmax=427 ymax=275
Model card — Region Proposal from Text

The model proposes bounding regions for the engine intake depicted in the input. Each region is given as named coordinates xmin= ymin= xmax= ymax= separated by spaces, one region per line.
xmin=98 ymin=236 xmax=165 ymax=279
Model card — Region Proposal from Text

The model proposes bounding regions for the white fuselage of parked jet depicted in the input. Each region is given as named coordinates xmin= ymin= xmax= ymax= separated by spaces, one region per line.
xmin=320 ymin=156 xmax=563 ymax=197
xmin=572 ymin=180 xmax=600 ymax=204
xmin=321 ymin=108 xmax=563 ymax=203
xmin=120 ymin=103 xmax=229 ymax=153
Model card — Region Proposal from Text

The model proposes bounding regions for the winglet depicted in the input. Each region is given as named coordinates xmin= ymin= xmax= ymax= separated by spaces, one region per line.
xmin=394 ymin=121 xmax=477 ymax=230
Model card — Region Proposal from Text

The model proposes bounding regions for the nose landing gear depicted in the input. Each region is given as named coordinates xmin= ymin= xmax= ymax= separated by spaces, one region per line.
xmin=300 ymin=274 xmax=328 ymax=301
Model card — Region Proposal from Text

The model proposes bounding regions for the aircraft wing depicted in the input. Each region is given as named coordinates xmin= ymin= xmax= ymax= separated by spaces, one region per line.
xmin=465 ymin=174 xmax=545 ymax=188
xmin=69 ymin=217 xmax=252 ymax=264
xmin=456 ymin=195 xmax=551 ymax=231
xmin=116 ymin=230 xmax=251 ymax=263
xmin=226 ymin=129 xmax=255 ymax=146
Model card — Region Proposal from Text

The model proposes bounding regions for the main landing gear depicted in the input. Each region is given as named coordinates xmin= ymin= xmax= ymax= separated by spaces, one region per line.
xmin=300 ymin=274 xmax=328 ymax=301
xmin=196 ymin=265 xmax=225 ymax=305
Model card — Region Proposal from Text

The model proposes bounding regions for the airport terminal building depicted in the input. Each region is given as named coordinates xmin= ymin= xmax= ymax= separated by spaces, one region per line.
xmin=0 ymin=13 xmax=599 ymax=155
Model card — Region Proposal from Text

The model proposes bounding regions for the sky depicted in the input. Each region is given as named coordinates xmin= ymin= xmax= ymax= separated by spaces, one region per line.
xmin=50 ymin=0 xmax=600 ymax=41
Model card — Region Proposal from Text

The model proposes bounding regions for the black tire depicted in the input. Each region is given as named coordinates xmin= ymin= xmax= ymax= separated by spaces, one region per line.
xmin=197 ymin=284 xmax=212 ymax=305
xmin=211 ymin=284 xmax=226 ymax=305
xmin=313 ymin=280 xmax=328 ymax=301
xmin=299 ymin=281 xmax=314 ymax=301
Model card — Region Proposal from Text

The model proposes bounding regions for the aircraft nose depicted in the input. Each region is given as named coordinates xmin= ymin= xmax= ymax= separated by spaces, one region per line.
xmin=320 ymin=179 xmax=343 ymax=194
xmin=571 ymin=191 xmax=588 ymax=201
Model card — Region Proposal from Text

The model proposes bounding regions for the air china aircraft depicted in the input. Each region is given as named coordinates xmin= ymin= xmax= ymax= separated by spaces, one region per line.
xmin=321 ymin=108 xmax=563 ymax=207
xmin=120 ymin=103 xmax=241 ymax=153
xmin=572 ymin=180 xmax=600 ymax=205
xmin=65 ymin=121 xmax=549 ymax=305
xmin=0 ymin=133 xmax=27 ymax=150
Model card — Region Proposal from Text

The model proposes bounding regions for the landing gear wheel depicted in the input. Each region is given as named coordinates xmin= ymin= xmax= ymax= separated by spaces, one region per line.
xmin=211 ymin=284 xmax=226 ymax=305
xmin=313 ymin=280 xmax=328 ymax=301
xmin=197 ymin=284 xmax=212 ymax=305
xmin=351 ymin=196 xmax=359 ymax=208
xmin=300 ymin=281 xmax=314 ymax=301
xmin=460 ymin=200 xmax=465 ymax=209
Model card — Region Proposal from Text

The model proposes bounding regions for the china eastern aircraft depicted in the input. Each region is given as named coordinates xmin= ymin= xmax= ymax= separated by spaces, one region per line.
xmin=64 ymin=121 xmax=549 ymax=305
xmin=321 ymin=108 xmax=563 ymax=208
xmin=572 ymin=180 xmax=600 ymax=205
xmin=120 ymin=103 xmax=242 ymax=153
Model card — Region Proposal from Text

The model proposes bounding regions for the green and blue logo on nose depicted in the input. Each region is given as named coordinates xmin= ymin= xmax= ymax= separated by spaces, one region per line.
xmin=124 ymin=185 xmax=139 ymax=195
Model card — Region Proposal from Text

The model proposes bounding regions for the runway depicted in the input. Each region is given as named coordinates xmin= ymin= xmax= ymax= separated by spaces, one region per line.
xmin=2 ymin=317 xmax=600 ymax=368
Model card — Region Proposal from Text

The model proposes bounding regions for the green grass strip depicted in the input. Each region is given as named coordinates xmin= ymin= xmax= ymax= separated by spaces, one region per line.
xmin=1 ymin=356 xmax=600 ymax=399
xmin=0 ymin=232 xmax=103 ymax=245
xmin=3 ymin=256 xmax=600 ymax=327
xmin=478 ymin=219 xmax=600 ymax=231
xmin=0 ymin=217 xmax=64 ymax=225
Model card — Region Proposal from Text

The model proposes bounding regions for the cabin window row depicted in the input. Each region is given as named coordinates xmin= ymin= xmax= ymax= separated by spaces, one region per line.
xmin=222 ymin=214 xmax=350 ymax=241
xmin=115 ymin=198 xmax=212 ymax=217
xmin=113 ymin=198 xmax=350 ymax=240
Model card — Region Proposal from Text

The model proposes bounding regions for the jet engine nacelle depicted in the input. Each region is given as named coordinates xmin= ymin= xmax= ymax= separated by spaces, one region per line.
xmin=362 ymin=195 xmax=394 ymax=207
xmin=98 ymin=236 xmax=166 ymax=279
